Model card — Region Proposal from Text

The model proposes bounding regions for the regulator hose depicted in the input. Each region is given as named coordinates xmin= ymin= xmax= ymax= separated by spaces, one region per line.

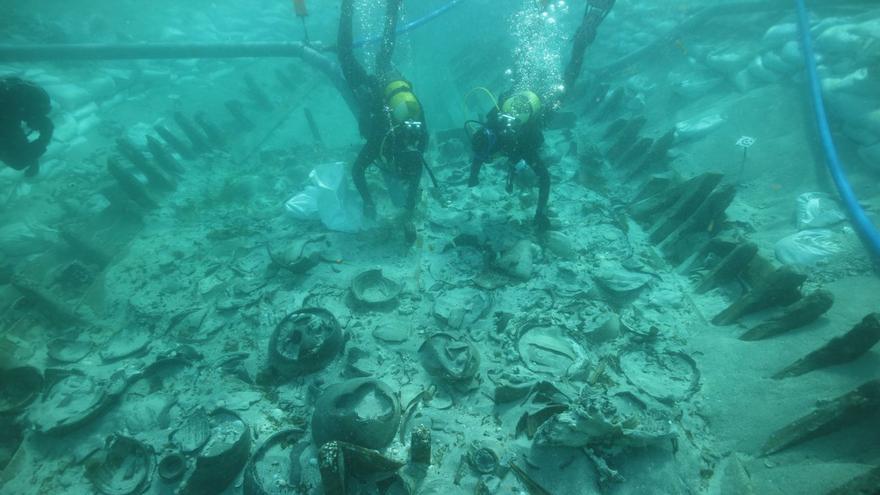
xmin=795 ymin=0 xmax=880 ymax=261
xmin=354 ymin=0 xmax=466 ymax=47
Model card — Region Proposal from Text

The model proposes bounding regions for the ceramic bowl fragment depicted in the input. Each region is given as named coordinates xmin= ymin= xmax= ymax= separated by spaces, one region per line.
xmin=350 ymin=269 xmax=402 ymax=307
xmin=618 ymin=349 xmax=700 ymax=403
xmin=594 ymin=262 xmax=653 ymax=295
xmin=171 ymin=407 xmax=211 ymax=453
xmin=243 ymin=429 xmax=308 ymax=495
xmin=432 ymin=288 xmax=491 ymax=329
xmin=178 ymin=408 xmax=251 ymax=495
xmin=157 ymin=452 xmax=187 ymax=482
xmin=85 ymin=435 xmax=154 ymax=495
xmin=336 ymin=441 xmax=405 ymax=478
xmin=268 ymin=308 xmax=343 ymax=378
xmin=47 ymin=338 xmax=93 ymax=363
xmin=0 ymin=366 xmax=43 ymax=415
xmin=267 ymin=237 xmax=324 ymax=274
xmin=429 ymin=244 xmax=484 ymax=284
xmin=496 ymin=240 xmax=535 ymax=280
xmin=312 ymin=378 xmax=401 ymax=450
xmin=418 ymin=333 xmax=480 ymax=384
xmin=29 ymin=372 xmax=106 ymax=435
xmin=100 ymin=331 xmax=150 ymax=363
xmin=517 ymin=322 xmax=582 ymax=375
xmin=167 ymin=308 xmax=215 ymax=343
xmin=467 ymin=444 xmax=499 ymax=475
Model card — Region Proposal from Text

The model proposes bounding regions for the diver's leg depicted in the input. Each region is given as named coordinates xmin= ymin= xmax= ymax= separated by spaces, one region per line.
xmin=526 ymin=156 xmax=551 ymax=229
xmin=352 ymin=139 xmax=380 ymax=218
xmin=376 ymin=0 xmax=403 ymax=76
xmin=563 ymin=0 xmax=615 ymax=90
xmin=338 ymin=0 xmax=370 ymax=88
xmin=468 ymin=159 xmax=484 ymax=187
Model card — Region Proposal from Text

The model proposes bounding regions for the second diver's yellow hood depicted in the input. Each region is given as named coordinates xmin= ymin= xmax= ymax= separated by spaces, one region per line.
xmin=501 ymin=90 xmax=542 ymax=125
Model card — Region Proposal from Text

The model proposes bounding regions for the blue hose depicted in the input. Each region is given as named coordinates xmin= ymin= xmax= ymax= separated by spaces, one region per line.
xmin=795 ymin=0 xmax=880 ymax=261
xmin=353 ymin=0 xmax=465 ymax=47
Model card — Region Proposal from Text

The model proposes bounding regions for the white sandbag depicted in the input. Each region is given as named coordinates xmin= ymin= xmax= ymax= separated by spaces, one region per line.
xmin=775 ymin=229 xmax=842 ymax=266
xmin=705 ymin=51 xmax=751 ymax=76
xmin=779 ymin=41 xmax=804 ymax=67
xmin=670 ymin=74 xmax=723 ymax=99
xmin=675 ymin=114 xmax=725 ymax=142
xmin=761 ymin=51 xmax=796 ymax=76
xmin=46 ymin=83 xmax=92 ymax=109
xmin=822 ymin=67 xmax=873 ymax=96
xmin=747 ymin=56 xmax=781 ymax=83
xmin=796 ymin=192 xmax=847 ymax=230
xmin=762 ymin=23 xmax=798 ymax=49
xmin=815 ymin=24 xmax=864 ymax=54
xmin=285 ymin=162 xmax=364 ymax=233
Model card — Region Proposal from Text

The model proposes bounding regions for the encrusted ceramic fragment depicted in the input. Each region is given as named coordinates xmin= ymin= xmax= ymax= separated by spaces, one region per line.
xmin=29 ymin=372 xmax=106 ymax=434
xmin=178 ymin=409 xmax=252 ymax=495
xmin=171 ymin=407 xmax=211 ymax=453
xmin=496 ymin=240 xmax=535 ymax=280
xmin=619 ymin=349 xmax=700 ymax=403
xmin=350 ymin=269 xmax=401 ymax=307
xmin=46 ymin=338 xmax=93 ymax=363
xmin=517 ymin=321 xmax=582 ymax=375
xmin=157 ymin=452 xmax=187 ymax=482
xmin=418 ymin=333 xmax=480 ymax=384
xmin=243 ymin=429 xmax=308 ymax=495
xmin=0 ymin=366 xmax=42 ymax=415
xmin=100 ymin=331 xmax=150 ymax=363
xmin=85 ymin=435 xmax=154 ymax=495
xmin=432 ymin=288 xmax=491 ymax=329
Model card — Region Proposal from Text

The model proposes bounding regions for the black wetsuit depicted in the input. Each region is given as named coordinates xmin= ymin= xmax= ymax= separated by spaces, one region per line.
xmin=468 ymin=96 xmax=550 ymax=228
xmin=563 ymin=0 xmax=616 ymax=90
xmin=0 ymin=77 xmax=54 ymax=176
xmin=338 ymin=0 xmax=429 ymax=218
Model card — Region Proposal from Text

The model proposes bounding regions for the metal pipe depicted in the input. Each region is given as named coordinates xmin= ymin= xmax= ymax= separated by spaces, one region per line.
xmin=0 ymin=42 xmax=308 ymax=62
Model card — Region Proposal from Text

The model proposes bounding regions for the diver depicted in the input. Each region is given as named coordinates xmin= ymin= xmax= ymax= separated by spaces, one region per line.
xmin=563 ymin=0 xmax=616 ymax=91
xmin=466 ymin=0 xmax=616 ymax=231
xmin=337 ymin=0 xmax=429 ymax=243
xmin=0 ymin=76 xmax=54 ymax=177
xmin=467 ymin=90 xmax=551 ymax=231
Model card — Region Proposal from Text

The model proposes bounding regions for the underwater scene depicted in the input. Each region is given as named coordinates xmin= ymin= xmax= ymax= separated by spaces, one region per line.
xmin=1 ymin=0 xmax=880 ymax=494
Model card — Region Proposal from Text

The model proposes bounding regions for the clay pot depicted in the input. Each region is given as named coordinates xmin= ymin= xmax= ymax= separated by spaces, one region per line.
xmin=312 ymin=379 xmax=401 ymax=450
xmin=268 ymin=308 xmax=343 ymax=378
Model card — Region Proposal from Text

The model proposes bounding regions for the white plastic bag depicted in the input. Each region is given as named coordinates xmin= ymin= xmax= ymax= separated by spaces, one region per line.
xmin=284 ymin=162 xmax=363 ymax=232
xmin=796 ymin=192 xmax=846 ymax=230
xmin=774 ymin=229 xmax=842 ymax=266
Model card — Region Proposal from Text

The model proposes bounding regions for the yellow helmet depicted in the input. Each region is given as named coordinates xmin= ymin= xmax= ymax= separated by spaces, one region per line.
xmin=384 ymin=80 xmax=412 ymax=99
xmin=501 ymin=90 xmax=542 ymax=125
xmin=388 ymin=91 xmax=421 ymax=123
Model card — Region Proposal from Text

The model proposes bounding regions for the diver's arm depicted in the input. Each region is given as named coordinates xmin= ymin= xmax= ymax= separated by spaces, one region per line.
xmin=376 ymin=0 xmax=403 ymax=75
xmin=523 ymin=148 xmax=550 ymax=221
xmin=563 ymin=0 xmax=616 ymax=91
xmin=338 ymin=0 xmax=370 ymax=88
